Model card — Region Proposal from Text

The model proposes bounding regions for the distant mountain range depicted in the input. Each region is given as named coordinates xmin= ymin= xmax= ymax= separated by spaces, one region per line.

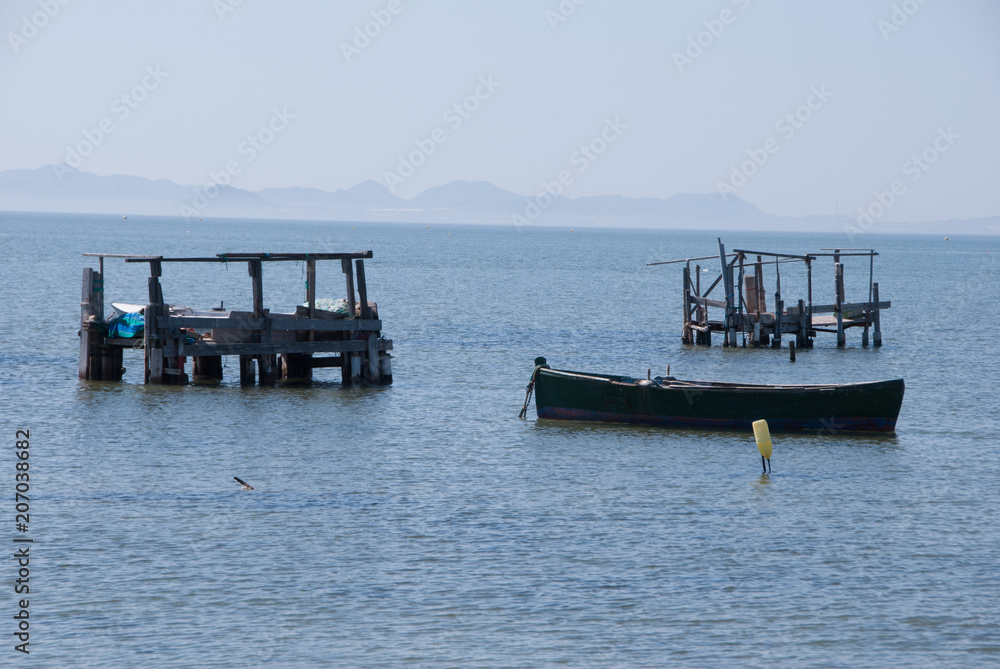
xmin=1 ymin=165 xmax=996 ymax=235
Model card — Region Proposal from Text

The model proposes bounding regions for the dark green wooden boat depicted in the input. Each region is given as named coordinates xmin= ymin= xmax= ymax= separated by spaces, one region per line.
xmin=529 ymin=358 xmax=904 ymax=434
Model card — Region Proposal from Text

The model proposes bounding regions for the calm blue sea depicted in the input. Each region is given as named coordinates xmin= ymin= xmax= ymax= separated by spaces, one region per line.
xmin=1 ymin=212 xmax=998 ymax=667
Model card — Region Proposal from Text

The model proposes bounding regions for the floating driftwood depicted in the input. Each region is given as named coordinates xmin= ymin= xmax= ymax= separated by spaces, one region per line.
xmin=649 ymin=239 xmax=890 ymax=349
xmin=79 ymin=252 xmax=392 ymax=386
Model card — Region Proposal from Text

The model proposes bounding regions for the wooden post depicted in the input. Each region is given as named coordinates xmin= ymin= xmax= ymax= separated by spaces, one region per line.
xmin=356 ymin=259 xmax=371 ymax=320
xmin=737 ymin=254 xmax=745 ymax=347
xmin=249 ymin=260 xmax=264 ymax=318
xmin=342 ymin=258 xmax=356 ymax=318
xmin=789 ymin=340 xmax=796 ymax=363
xmin=280 ymin=353 xmax=312 ymax=383
xmin=79 ymin=267 xmax=99 ymax=380
xmin=755 ymin=255 xmax=766 ymax=314
xmin=835 ymin=261 xmax=845 ymax=347
xmin=379 ymin=353 xmax=393 ymax=384
xmin=805 ymin=257 xmax=814 ymax=348
xmin=342 ymin=258 xmax=357 ymax=381
xmin=193 ymin=356 xmax=223 ymax=382
xmin=248 ymin=259 xmax=276 ymax=384
xmin=306 ymin=259 xmax=316 ymax=343
xmin=718 ymin=239 xmax=736 ymax=347
xmin=259 ymin=354 xmax=278 ymax=385
xmin=239 ymin=355 xmax=256 ymax=385
xmin=100 ymin=347 xmax=121 ymax=381
xmin=694 ymin=264 xmax=707 ymax=346
xmin=356 ymin=258 xmax=378 ymax=382
xmin=755 ymin=255 xmax=769 ymax=346
xmin=341 ymin=351 xmax=351 ymax=386
xmin=796 ymin=298 xmax=807 ymax=348
xmin=864 ymin=252 xmax=873 ymax=347
xmin=350 ymin=353 xmax=361 ymax=382
xmin=772 ymin=298 xmax=783 ymax=349
xmin=145 ymin=260 xmax=164 ymax=384
xmin=682 ymin=264 xmax=692 ymax=344
xmin=694 ymin=265 xmax=712 ymax=346
xmin=366 ymin=337 xmax=381 ymax=383
xmin=872 ymin=282 xmax=882 ymax=346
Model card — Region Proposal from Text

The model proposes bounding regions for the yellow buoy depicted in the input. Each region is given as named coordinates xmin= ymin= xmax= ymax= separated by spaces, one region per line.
xmin=753 ymin=419 xmax=772 ymax=472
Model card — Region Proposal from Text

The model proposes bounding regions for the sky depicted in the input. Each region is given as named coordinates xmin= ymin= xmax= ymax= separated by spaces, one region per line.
xmin=1 ymin=0 xmax=997 ymax=222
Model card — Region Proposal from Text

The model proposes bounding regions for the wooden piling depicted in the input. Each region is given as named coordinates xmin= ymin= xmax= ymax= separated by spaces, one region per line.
xmin=239 ymin=355 xmax=256 ymax=385
xmin=873 ymin=282 xmax=882 ymax=346
xmin=99 ymin=347 xmax=122 ymax=381
xmin=772 ymin=297 xmax=783 ymax=349
xmin=738 ymin=254 xmax=746 ymax=347
xmin=79 ymin=267 xmax=100 ymax=380
xmin=755 ymin=256 xmax=766 ymax=314
xmin=835 ymin=262 xmax=845 ymax=347
xmin=356 ymin=259 xmax=371 ymax=320
xmin=341 ymin=352 xmax=352 ymax=386
xmin=306 ymin=258 xmax=316 ymax=343
xmin=380 ymin=354 xmax=393 ymax=384
xmin=342 ymin=258 xmax=357 ymax=317
xmin=694 ymin=264 xmax=707 ymax=345
xmin=805 ymin=257 xmax=814 ymax=348
xmin=258 ymin=354 xmax=279 ymax=385
xmin=366 ymin=336 xmax=381 ymax=383
xmin=682 ymin=265 xmax=693 ymax=344
xmin=280 ymin=353 xmax=312 ymax=383
xmin=193 ymin=356 xmax=223 ymax=382
xmin=718 ymin=239 xmax=737 ymax=347
xmin=796 ymin=299 xmax=807 ymax=348
xmin=145 ymin=260 xmax=165 ymax=384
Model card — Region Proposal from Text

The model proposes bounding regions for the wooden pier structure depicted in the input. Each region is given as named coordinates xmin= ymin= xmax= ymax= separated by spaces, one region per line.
xmin=649 ymin=239 xmax=890 ymax=349
xmin=79 ymin=252 xmax=393 ymax=386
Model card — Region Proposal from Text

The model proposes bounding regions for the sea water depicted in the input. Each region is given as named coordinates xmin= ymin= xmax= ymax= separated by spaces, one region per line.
xmin=1 ymin=212 xmax=998 ymax=667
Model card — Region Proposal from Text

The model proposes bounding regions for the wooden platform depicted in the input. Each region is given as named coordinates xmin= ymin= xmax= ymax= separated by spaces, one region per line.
xmin=650 ymin=240 xmax=890 ymax=349
xmin=79 ymin=251 xmax=393 ymax=386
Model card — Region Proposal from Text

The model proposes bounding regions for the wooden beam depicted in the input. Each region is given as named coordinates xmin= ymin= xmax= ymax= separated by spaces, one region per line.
xmin=125 ymin=251 xmax=374 ymax=263
xmin=162 ymin=339 xmax=393 ymax=357
xmin=158 ymin=316 xmax=383 ymax=331
xmin=807 ymin=301 xmax=891 ymax=314
xmin=688 ymin=296 xmax=728 ymax=309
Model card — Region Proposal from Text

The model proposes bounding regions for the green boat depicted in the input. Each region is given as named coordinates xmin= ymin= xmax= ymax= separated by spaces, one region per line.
xmin=527 ymin=358 xmax=904 ymax=434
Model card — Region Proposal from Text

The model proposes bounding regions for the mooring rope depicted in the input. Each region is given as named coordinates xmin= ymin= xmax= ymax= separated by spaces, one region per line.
xmin=518 ymin=365 xmax=544 ymax=419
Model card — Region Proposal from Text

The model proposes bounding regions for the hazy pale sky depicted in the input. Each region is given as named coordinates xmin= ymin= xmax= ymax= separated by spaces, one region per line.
xmin=1 ymin=0 xmax=997 ymax=221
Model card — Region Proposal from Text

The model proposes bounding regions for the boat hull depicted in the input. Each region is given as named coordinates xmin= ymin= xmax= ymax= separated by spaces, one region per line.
xmin=534 ymin=367 xmax=904 ymax=434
